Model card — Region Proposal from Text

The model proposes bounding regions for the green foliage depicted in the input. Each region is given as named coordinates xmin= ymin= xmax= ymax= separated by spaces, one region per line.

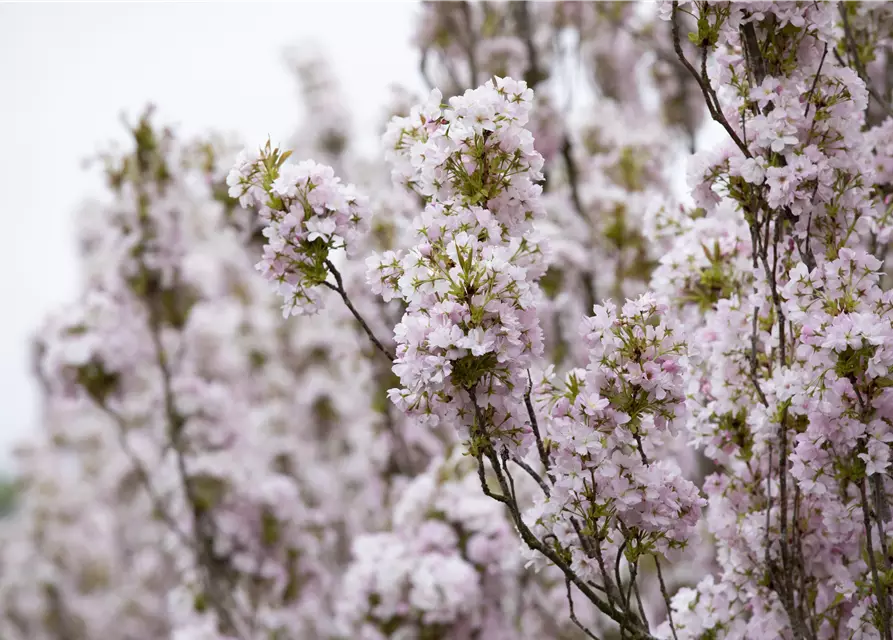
xmin=0 ymin=476 xmax=18 ymax=517
xmin=76 ymin=360 xmax=120 ymax=404
xmin=190 ymin=475 xmax=228 ymax=514
xmin=718 ymin=409 xmax=752 ymax=462
xmin=261 ymin=508 xmax=281 ymax=547
xmin=834 ymin=345 xmax=876 ymax=380
xmin=295 ymin=236 xmax=333 ymax=287
xmin=540 ymin=266 xmax=564 ymax=299
xmin=681 ymin=241 xmax=739 ymax=311
xmin=613 ymin=147 xmax=644 ymax=192
xmin=451 ymin=352 xmax=499 ymax=389
xmin=282 ymin=549 xmax=302 ymax=603
xmin=193 ymin=592 xmax=208 ymax=613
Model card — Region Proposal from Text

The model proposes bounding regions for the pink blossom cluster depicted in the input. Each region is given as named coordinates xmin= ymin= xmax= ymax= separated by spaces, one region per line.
xmin=370 ymin=77 xmax=548 ymax=452
xmin=651 ymin=2 xmax=893 ymax=638
xmin=227 ymin=146 xmax=370 ymax=316
xmin=527 ymin=294 xmax=705 ymax=580
xmin=336 ymin=455 xmax=523 ymax=639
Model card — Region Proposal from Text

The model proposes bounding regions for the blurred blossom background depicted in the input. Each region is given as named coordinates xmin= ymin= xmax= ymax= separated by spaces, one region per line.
xmin=0 ymin=1 xmax=423 ymax=467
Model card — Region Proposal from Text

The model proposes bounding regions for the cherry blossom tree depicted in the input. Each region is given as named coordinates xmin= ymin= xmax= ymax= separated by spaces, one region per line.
xmin=6 ymin=2 xmax=893 ymax=640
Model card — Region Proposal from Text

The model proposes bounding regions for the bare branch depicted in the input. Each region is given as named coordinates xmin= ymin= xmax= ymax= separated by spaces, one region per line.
xmin=566 ymin=578 xmax=603 ymax=640
xmin=323 ymin=259 xmax=395 ymax=361
xmin=671 ymin=3 xmax=751 ymax=157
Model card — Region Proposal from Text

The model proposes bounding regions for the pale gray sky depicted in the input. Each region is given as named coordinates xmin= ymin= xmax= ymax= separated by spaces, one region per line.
xmin=0 ymin=2 xmax=422 ymax=466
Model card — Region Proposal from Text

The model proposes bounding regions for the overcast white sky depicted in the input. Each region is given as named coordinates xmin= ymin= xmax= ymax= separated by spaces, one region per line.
xmin=0 ymin=2 xmax=422 ymax=466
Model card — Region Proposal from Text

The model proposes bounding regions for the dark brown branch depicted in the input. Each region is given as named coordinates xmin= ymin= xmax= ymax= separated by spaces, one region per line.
xmin=508 ymin=455 xmax=550 ymax=497
xmin=525 ymin=370 xmax=553 ymax=478
xmin=97 ymin=402 xmax=195 ymax=551
xmin=655 ymin=555 xmax=679 ymax=640
xmin=566 ymin=578 xmax=603 ymax=640
xmin=861 ymin=476 xmax=893 ymax=640
xmin=840 ymin=5 xmax=893 ymax=119
xmin=671 ymin=3 xmax=751 ymax=158
xmin=467 ymin=391 xmax=653 ymax=639
xmin=574 ymin=517 xmax=623 ymax=613
xmin=741 ymin=22 xmax=767 ymax=86
xmin=561 ymin=136 xmax=586 ymax=221
xmin=804 ymin=44 xmax=828 ymax=120
xmin=459 ymin=1 xmax=478 ymax=87
xmin=513 ymin=1 xmax=546 ymax=88
xmin=560 ymin=136 xmax=598 ymax=311
xmin=631 ymin=435 xmax=676 ymax=639
xmin=750 ymin=302 xmax=769 ymax=407
xmin=323 ymin=259 xmax=395 ymax=361
xmin=419 ymin=47 xmax=434 ymax=90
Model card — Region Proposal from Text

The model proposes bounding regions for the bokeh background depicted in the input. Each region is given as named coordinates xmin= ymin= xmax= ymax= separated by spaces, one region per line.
xmin=0 ymin=1 xmax=425 ymax=466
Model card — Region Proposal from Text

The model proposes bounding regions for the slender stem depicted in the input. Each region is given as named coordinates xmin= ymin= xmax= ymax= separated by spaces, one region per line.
xmin=467 ymin=391 xmax=653 ymax=638
xmin=632 ymin=572 xmax=649 ymax=634
xmin=840 ymin=5 xmax=893 ymax=119
xmin=525 ymin=370 xmax=553 ymax=480
xmin=560 ymin=136 xmax=598 ymax=311
xmin=765 ymin=441 xmax=773 ymax=573
xmin=573 ymin=517 xmax=622 ymax=613
xmin=97 ymin=402 xmax=194 ymax=550
xmin=750 ymin=303 xmax=769 ymax=407
xmin=631 ymin=434 xmax=676 ymax=639
xmin=671 ymin=3 xmax=751 ymax=158
xmin=803 ymin=44 xmax=828 ymax=120
xmin=566 ymin=578 xmax=603 ymax=640
xmin=509 ymin=455 xmax=550 ymax=497
xmin=514 ymin=1 xmax=545 ymax=88
xmin=459 ymin=1 xmax=478 ymax=87
xmin=861 ymin=476 xmax=893 ymax=640
xmin=873 ymin=475 xmax=892 ymax=564
xmin=562 ymin=136 xmax=586 ymax=222
xmin=615 ymin=536 xmax=629 ymax=612
xmin=133 ymin=176 xmax=248 ymax=637
xmin=655 ymin=557 xmax=679 ymax=640
xmin=324 ymin=259 xmax=395 ymax=361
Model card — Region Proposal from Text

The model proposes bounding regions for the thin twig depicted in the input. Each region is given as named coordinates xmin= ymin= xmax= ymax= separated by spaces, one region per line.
xmin=514 ymin=1 xmax=545 ymax=88
xmin=862 ymin=476 xmax=893 ymax=640
xmin=97 ymin=402 xmax=195 ymax=550
xmin=468 ymin=391 xmax=653 ymax=638
xmin=566 ymin=578 xmax=603 ymax=640
xmin=525 ymin=370 xmax=553 ymax=479
xmin=559 ymin=136 xmax=598 ymax=311
xmin=803 ymin=44 xmax=828 ymax=119
xmin=459 ymin=1 xmax=478 ymax=87
xmin=840 ymin=5 xmax=893 ymax=119
xmin=562 ymin=136 xmax=586 ymax=221
xmin=671 ymin=3 xmax=751 ymax=158
xmin=632 ymin=577 xmax=649 ymax=635
xmin=750 ymin=303 xmax=769 ymax=407
xmin=323 ymin=259 xmax=395 ymax=361
xmin=631 ymin=435 xmax=676 ymax=639
xmin=509 ymin=455 xmax=551 ymax=497
xmin=132 ymin=174 xmax=249 ymax=637
xmin=655 ymin=557 xmax=679 ymax=640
